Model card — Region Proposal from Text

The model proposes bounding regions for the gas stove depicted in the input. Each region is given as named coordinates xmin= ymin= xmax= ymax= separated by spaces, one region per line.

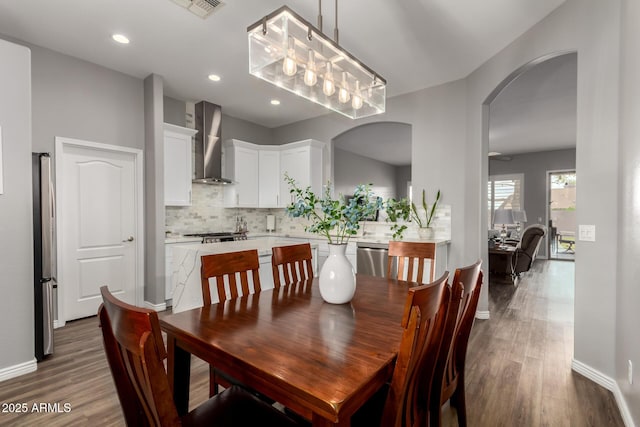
xmin=182 ymin=231 xmax=248 ymax=243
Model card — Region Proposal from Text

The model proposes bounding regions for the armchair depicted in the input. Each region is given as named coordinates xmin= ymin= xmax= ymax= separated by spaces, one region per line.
xmin=511 ymin=224 xmax=546 ymax=276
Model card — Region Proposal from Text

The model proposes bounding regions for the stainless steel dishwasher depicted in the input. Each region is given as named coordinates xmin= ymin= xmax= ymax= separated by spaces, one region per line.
xmin=356 ymin=241 xmax=396 ymax=277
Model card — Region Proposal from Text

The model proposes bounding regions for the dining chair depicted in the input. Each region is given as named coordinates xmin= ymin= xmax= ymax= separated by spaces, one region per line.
xmin=200 ymin=249 xmax=261 ymax=305
xmin=431 ymin=259 xmax=483 ymax=427
xmin=271 ymin=243 xmax=314 ymax=288
xmin=98 ymin=286 xmax=301 ymax=427
xmin=352 ymin=271 xmax=457 ymax=427
xmin=200 ymin=249 xmax=261 ymax=397
xmin=387 ymin=240 xmax=436 ymax=283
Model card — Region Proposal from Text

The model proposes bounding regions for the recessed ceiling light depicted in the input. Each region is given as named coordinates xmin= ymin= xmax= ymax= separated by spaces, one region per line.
xmin=270 ymin=99 xmax=281 ymax=106
xmin=488 ymin=151 xmax=502 ymax=157
xmin=208 ymin=74 xmax=221 ymax=82
xmin=112 ymin=34 xmax=130 ymax=44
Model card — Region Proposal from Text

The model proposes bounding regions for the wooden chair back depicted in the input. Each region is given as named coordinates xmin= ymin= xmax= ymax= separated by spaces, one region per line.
xmin=271 ymin=243 xmax=314 ymax=288
xmin=431 ymin=259 xmax=483 ymax=427
xmin=99 ymin=286 xmax=179 ymax=426
xmin=387 ymin=241 xmax=436 ymax=283
xmin=200 ymin=249 xmax=261 ymax=305
xmin=380 ymin=271 xmax=455 ymax=427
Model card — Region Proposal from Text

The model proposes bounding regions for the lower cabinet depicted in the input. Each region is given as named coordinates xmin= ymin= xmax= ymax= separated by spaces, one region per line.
xmin=259 ymin=255 xmax=275 ymax=291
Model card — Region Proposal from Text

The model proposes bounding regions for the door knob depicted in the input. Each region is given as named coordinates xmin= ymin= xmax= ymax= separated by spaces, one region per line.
xmin=122 ymin=236 xmax=134 ymax=242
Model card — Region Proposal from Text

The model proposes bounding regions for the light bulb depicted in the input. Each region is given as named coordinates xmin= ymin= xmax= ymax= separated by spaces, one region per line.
xmin=338 ymin=72 xmax=350 ymax=104
xmin=352 ymin=80 xmax=363 ymax=110
xmin=282 ymin=36 xmax=297 ymax=77
xmin=303 ymin=50 xmax=317 ymax=86
xmin=322 ymin=62 xmax=335 ymax=96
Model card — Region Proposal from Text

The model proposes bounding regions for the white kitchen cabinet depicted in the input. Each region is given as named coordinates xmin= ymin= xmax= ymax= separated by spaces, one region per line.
xmin=258 ymin=148 xmax=280 ymax=208
xmin=279 ymin=139 xmax=325 ymax=207
xmin=259 ymin=255 xmax=275 ymax=291
xmin=223 ymin=139 xmax=259 ymax=207
xmin=164 ymin=123 xmax=197 ymax=206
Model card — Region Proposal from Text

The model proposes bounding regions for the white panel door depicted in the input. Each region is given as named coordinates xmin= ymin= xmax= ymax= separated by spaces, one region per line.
xmin=58 ymin=138 xmax=141 ymax=321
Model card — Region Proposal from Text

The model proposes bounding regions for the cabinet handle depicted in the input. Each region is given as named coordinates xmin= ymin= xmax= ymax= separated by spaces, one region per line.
xmin=237 ymin=194 xmax=240 ymax=206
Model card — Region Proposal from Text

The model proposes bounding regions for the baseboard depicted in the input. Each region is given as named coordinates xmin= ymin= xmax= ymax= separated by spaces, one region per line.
xmin=0 ymin=359 xmax=37 ymax=383
xmin=54 ymin=319 xmax=65 ymax=329
xmin=144 ymin=300 xmax=167 ymax=312
xmin=571 ymin=359 xmax=636 ymax=427
xmin=475 ymin=310 xmax=490 ymax=320
xmin=571 ymin=358 xmax=616 ymax=389
xmin=612 ymin=381 xmax=636 ymax=427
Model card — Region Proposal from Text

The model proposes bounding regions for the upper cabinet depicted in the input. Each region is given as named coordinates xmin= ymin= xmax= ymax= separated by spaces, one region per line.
xmin=258 ymin=147 xmax=281 ymax=208
xmin=279 ymin=140 xmax=325 ymax=207
xmin=164 ymin=123 xmax=197 ymax=206
xmin=223 ymin=138 xmax=326 ymax=208
xmin=223 ymin=140 xmax=260 ymax=207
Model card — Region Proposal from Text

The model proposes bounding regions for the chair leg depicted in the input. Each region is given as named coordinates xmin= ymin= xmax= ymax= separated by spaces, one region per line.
xmin=209 ymin=365 xmax=219 ymax=397
xmin=452 ymin=381 xmax=467 ymax=427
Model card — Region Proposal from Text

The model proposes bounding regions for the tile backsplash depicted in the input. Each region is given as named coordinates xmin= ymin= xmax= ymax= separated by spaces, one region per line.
xmin=166 ymin=184 xmax=451 ymax=239
xmin=165 ymin=184 xmax=279 ymax=234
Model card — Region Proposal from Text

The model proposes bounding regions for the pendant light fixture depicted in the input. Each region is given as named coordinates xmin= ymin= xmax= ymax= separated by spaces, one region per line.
xmin=247 ymin=1 xmax=386 ymax=119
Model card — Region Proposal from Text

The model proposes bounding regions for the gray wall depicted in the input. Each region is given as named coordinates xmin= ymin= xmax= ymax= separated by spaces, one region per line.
xmin=31 ymin=45 xmax=144 ymax=154
xmin=144 ymin=75 xmax=165 ymax=305
xmin=0 ymin=39 xmax=34 ymax=374
xmin=465 ymin=0 xmax=622 ymax=400
xmin=163 ymin=96 xmax=186 ymax=127
xmin=489 ymin=149 xmax=576 ymax=257
xmin=273 ymin=80 xmax=468 ymax=273
xmin=617 ymin=0 xmax=640 ymax=419
xmin=333 ymin=148 xmax=397 ymax=201
xmin=395 ymin=165 xmax=412 ymax=199
xmin=162 ymin=96 xmax=274 ymax=144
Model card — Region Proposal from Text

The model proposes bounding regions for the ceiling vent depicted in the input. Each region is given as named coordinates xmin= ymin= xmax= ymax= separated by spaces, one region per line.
xmin=171 ymin=0 xmax=224 ymax=19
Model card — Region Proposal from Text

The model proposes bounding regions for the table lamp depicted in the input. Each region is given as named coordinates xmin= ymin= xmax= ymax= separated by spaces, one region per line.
xmin=512 ymin=210 xmax=527 ymax=238
xmin=493 ymin=209 xmax=515 ymax=244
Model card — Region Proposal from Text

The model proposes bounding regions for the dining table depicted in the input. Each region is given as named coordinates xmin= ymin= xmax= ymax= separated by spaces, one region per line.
xmin=160 ymin=274 xmax=414 ymax=427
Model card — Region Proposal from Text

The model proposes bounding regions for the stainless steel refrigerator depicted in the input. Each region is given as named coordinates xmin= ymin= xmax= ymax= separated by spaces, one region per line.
xmin=32 ymin=153 xmax=55 ymax=361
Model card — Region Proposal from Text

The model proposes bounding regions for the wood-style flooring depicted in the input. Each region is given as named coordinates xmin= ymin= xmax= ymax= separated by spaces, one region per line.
xmin=0 ymin=260 xmax=624 ymax=426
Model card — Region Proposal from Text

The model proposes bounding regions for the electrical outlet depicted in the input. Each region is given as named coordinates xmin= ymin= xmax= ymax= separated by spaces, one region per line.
xmin=629 ymin=360 xmax=633 ymax=385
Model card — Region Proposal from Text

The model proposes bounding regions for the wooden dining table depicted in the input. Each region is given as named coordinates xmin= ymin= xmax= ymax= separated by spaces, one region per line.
xmin=160 ymin=274 xmax=413 ymax=426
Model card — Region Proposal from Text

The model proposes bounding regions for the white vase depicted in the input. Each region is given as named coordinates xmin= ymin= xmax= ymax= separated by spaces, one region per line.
xmin=418 ymin=227 xmax=434 ymax=240
xmin=319 ymin=244 xmax=356 ymax=304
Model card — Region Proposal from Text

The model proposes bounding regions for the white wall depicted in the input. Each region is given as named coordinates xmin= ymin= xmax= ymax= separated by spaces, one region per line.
xmin=0 ymin=40 xmax=34 ymax=375
xmin=616 ymin=0 xmax=640 ymax=421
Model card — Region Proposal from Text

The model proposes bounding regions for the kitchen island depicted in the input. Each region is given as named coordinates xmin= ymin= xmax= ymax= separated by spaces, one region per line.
xmin=170 ymin=237 xmax=318 ymax=313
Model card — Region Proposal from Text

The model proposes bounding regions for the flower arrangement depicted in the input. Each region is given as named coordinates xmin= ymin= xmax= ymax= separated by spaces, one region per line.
xmin=385 ymin=189 xmax=441 ymax=240
xmin=284 ymin=174 xmax=383 ymax=244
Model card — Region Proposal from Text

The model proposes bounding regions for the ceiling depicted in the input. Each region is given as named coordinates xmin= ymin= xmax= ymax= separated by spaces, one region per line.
xmin=0 ymin=0 xmax=566 ymax=129
xmin=489 ymin=53 xmax=577 ymax=156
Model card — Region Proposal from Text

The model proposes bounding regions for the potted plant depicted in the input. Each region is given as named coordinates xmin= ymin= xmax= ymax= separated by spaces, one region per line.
xmin=385 ymin=189 xmax=441 ymax=240
xmin=285 ymin=174 xmax=382 ymax=304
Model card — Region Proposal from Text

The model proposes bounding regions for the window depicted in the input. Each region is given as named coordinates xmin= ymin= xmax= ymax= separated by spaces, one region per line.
xmin=488 ymin=174 xmax=524 ymax=228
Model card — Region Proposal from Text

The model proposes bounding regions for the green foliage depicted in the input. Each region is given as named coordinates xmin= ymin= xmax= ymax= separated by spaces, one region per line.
xmin=384 ymin=189 xmax=441 ymax=240
xmin=284 ymin=174 xmax=383 ymax=244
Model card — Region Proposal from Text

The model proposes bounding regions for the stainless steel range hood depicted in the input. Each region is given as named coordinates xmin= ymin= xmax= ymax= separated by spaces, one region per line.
xmin=193 ymin=101 xmax=233 ymax=184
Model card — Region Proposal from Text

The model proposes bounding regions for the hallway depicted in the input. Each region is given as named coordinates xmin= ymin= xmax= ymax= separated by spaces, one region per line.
xmin=442 ymin=260 xmax=623 ymax=426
